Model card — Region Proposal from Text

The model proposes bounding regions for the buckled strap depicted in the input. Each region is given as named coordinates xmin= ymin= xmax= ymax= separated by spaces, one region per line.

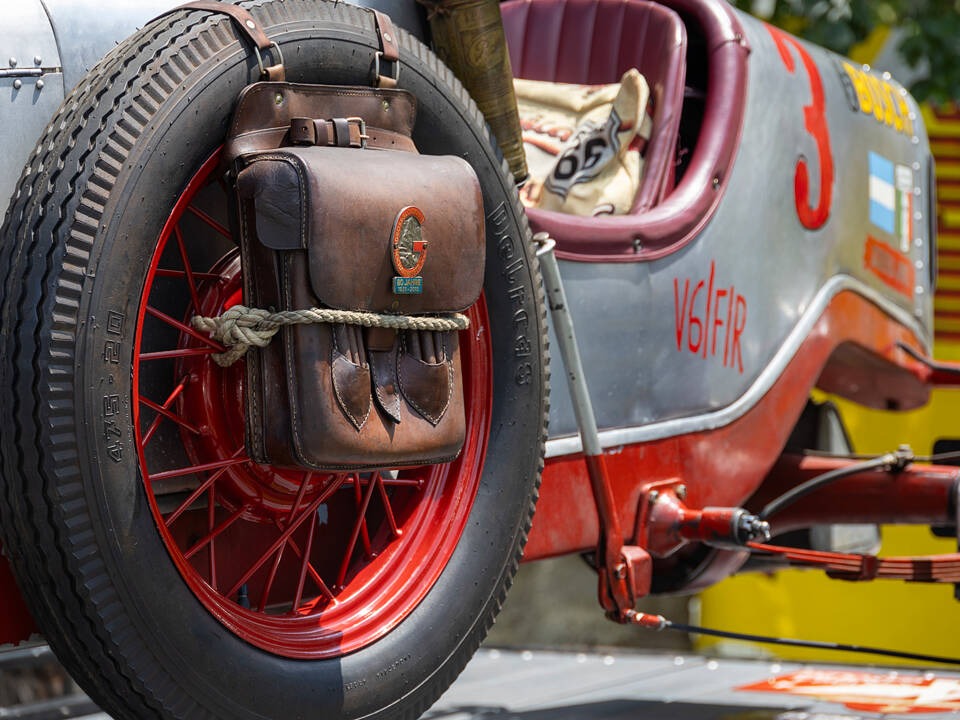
xmin=153 ymin=1 xmax=285 ymax=80
xmin=372 ymin=10 xmax=400 ymax=89
xmin=290 ymin=117 xmax=367 ymax=148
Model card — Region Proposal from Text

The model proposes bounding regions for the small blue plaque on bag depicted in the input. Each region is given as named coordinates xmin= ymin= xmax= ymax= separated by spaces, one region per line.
xmin=393 ymin=276 xmax=423 ymax=294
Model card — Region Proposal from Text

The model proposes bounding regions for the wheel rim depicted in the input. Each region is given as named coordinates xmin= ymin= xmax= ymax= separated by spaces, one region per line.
xmin=132 ymin=149 xmax=492 ymax=659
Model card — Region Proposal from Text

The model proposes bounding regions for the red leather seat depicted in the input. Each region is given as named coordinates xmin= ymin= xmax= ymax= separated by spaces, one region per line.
xmin=502 ymin=0 xmax=687 ymax=211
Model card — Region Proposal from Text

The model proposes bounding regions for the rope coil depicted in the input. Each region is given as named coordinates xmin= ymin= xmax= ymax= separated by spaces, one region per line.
xmin=193 ymin=304 xmax=470 ymax=367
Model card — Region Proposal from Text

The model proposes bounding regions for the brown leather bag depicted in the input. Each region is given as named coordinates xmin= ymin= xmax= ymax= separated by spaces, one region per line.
xmin=225 ymin=83 xmax=485 ymax=470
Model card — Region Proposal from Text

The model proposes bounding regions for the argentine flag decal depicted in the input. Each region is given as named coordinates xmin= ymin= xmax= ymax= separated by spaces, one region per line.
xmin=868 ymin=151 xmax=896 ymax=235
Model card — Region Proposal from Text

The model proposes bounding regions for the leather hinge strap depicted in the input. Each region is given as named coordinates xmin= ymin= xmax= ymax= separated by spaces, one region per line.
xmin=372 ymin=10 xmax=400 ymax=89
xmin=153 ymin=1 xmax=285 ymax=80
xmin=290 ymin=117 xmax=368 ymax=148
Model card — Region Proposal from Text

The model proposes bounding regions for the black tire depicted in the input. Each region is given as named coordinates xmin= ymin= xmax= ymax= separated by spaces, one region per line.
xmin=0 ymin=2 xmax=548 ymax=718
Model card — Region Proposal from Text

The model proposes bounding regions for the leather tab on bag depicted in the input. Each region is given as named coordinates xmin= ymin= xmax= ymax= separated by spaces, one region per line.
xmin=366 ymin=327 xmax=397 ymax=352
xmin=332 ymin=352 xmax=372 ymax=431
xmin=332 ymin=325 xmax=372 ymax=431
xmin=398 ymin=332 xmax=453 ymax=426
xmin=370 ymin=344 xmax=402 ymax=424
xmin=373 ymin=10 xmax=400 ymax=88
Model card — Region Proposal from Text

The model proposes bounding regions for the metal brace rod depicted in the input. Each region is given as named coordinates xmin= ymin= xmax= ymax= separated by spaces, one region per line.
xmin=535 ymin=233 xmax=635 ymax=616
xmin=535 ymin=233 xmax=601 ymax=457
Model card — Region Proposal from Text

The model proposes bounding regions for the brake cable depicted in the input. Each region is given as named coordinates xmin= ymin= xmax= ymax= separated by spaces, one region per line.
xmin=621 ymin=443 xmax=960 ymax=666
xmin=626 ymin=610 xmax=960 ymax=666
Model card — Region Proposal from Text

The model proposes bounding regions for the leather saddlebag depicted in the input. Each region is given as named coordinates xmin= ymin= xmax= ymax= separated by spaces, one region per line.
xmin=226 ymin=83 xmax=485 ymax=470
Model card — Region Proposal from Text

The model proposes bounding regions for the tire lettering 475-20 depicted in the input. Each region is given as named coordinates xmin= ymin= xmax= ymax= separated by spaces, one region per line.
xmin=767 ymin=25 xmax=834 ymax=231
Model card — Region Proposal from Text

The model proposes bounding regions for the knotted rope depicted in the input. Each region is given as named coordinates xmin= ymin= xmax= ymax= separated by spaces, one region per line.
xmin=192 ymin=305 xmax=470 ymax=367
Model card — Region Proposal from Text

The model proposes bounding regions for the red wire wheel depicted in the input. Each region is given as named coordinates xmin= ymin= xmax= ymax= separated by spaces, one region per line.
xmin=132 ymin=149 xmax=492 ymax=659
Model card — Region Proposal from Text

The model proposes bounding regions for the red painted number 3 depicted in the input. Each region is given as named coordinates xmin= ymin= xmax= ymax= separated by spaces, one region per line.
xmin=767 ymin=25 xmax=834 ymax=230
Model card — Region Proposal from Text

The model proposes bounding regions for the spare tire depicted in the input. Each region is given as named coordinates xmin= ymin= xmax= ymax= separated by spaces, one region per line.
xmin=0 ymin=1 xmax=548 ymax=718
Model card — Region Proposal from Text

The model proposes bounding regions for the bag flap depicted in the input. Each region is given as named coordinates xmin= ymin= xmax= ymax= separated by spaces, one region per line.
xmin=237 ymin=146 xmax=485 ymax=314
xmin=226 ymin=82 xmax=418 ymax=160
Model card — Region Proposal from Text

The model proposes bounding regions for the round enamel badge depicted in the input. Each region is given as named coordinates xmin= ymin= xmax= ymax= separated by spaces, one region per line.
xmin=391 ymin=206 xmax=427 ymax=278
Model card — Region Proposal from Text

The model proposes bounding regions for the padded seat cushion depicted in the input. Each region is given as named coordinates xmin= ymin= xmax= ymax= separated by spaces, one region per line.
xmin=502 ymin=0 xmax=687 ymax=211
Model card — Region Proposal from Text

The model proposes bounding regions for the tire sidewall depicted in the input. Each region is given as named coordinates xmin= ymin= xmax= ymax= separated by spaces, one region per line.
xmin=71 ymin=11 xmax=543 ymax=720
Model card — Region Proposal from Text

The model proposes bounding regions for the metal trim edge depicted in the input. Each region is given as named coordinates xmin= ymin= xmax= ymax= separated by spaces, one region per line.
xmin=545 ymin=275 xmax=928 ymax=458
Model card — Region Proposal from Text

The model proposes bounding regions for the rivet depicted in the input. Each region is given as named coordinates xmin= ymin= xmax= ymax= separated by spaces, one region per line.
xmin=915 ymin=260 xmax=924 ymax=270
xmin=382 ymin=99 xmax=390 ymax=111
xmin=274 ymin=92 xmax=283 ymax=105
xmin=36 ymin=79 xmax=44 ymax=90
xmin=34 ymin=55 xmax=42 ymax=66
xmin=245 ymin=19 xmax=256 ymax=29
xmin=13 ymin=79 xmax=21 ymax=90
xmin=8 ymin=57 xmax=17 ymax=68
xmin=675 ymin=484 xmax=687 ymax=500
xmin=632 ymin=237 xmax=642 ymax=252
xmin=383 ymin=32 xmax=392 ymax=43
xmin=649 ymin=490 xmax=660 ymax=504
xmin=712 ymin=175 xmax=721 ymax=189
xmin=916 ymin=285 xmax=925 ymax=295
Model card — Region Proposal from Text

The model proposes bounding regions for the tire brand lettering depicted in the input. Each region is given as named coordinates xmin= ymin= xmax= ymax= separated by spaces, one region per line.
xmin=375 ymin=654 xmax=411 ymax=680
xmin=101 ymin=309 xmax=126 ymax=462
xmin=487 ymin=202 xmax=536 ymax=387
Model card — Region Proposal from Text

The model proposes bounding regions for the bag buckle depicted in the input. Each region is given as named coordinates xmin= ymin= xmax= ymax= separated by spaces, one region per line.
xmin=254 ymin=41 xmax=285 ymax=80
xmin=373 ymin=51 xmax=400 ymax=89
xmin=347 ymin=117 xmax=370 ymax=148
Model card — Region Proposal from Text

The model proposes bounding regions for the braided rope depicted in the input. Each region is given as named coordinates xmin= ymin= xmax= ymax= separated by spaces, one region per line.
xmin=192 ymin=304 xmax=470 ymax=367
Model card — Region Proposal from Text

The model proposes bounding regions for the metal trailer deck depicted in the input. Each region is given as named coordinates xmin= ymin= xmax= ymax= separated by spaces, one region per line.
xmin=4 ymin=645 xmax=960 ymax=718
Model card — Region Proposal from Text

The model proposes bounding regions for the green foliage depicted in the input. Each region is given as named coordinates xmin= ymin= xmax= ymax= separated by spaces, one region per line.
xmin=734 ymin=0 xmax=960 ymax=103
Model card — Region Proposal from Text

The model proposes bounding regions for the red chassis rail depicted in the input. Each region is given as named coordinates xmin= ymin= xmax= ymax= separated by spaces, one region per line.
xmin=5 ymin=291 xmax=960 ymax=643
xmin=523 ymin=288 xmax=960 ymax=619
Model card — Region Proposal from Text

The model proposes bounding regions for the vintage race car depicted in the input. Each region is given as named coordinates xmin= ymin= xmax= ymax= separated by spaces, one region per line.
xmin=0 ymin=0 xmax=955 ymax=718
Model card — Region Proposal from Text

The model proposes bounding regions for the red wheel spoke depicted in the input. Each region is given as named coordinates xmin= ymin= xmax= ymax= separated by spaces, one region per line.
xmin=187 ymin=204 xmax=232 ymax=239
xmin=174 ymin=225 xmax=202 ymax=312
xmin=376 ymin=474 xmax=402 ymax=538
xmin=227 ymin=475 xmax=347 ymax=599
xmin=283 ymin=523 xmax=336 ymax=607
xmin=155 ymin=268 xmax=223 ymax=281
xmin=292 ymin=514 xmax=319 ymax=612
xmin=146 ymin=305 xmax=225 ymax=351
xmin=342 ymin=475 xmax=423 ymax=489
xmin=164 ymin=448 xmax=247 ymax=527
xmin=185 ymin=504 xmax=246 ymax=560
xmin=353 ymin=474 xmax=373 ymax=557
xmin=141 ymin=376 xmax=189 ymax=449
xmin=258 ymin=475 xmax=311 ymax=612
xmin=337 ymin=474 xmax=379 ymax=588
xmin=149 ymin=455 xmax=249 ymax=484
xmin=207 ymin=485 xmax=218 ymax=591
xmin=139 ymin=347 xmax=219 ymax=361
xmin=140 ymin=396 xmax=201 ymax=436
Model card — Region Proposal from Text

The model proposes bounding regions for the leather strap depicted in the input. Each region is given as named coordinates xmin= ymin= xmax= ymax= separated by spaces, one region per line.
xmin=372 ymin=10 xmax=400 ymax=89
xmin=289 ymin=117 xmax=415 ymax=151
xmin=153 ymin=1 xmax=285 ymax=80
xmin=373 ymin=10 xmax=400 ymax=62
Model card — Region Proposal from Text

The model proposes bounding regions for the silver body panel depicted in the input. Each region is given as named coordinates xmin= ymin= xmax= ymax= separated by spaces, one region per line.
xmin=545 ymin=12 xmax=933 ymax=454
xmin=0 ymin=4 xmax=933 ymax=459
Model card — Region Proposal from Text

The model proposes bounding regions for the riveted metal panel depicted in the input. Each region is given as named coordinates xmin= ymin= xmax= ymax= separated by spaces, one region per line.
xmin=546 ymin=10 xmax=932 ymax=451
xmin=41 ymin=0 xmax=176 ymax=92
xmin=1 ymin=0 xmax=62 ymax=78
xmin=0 ymin=1 xmax=65 ymax=215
